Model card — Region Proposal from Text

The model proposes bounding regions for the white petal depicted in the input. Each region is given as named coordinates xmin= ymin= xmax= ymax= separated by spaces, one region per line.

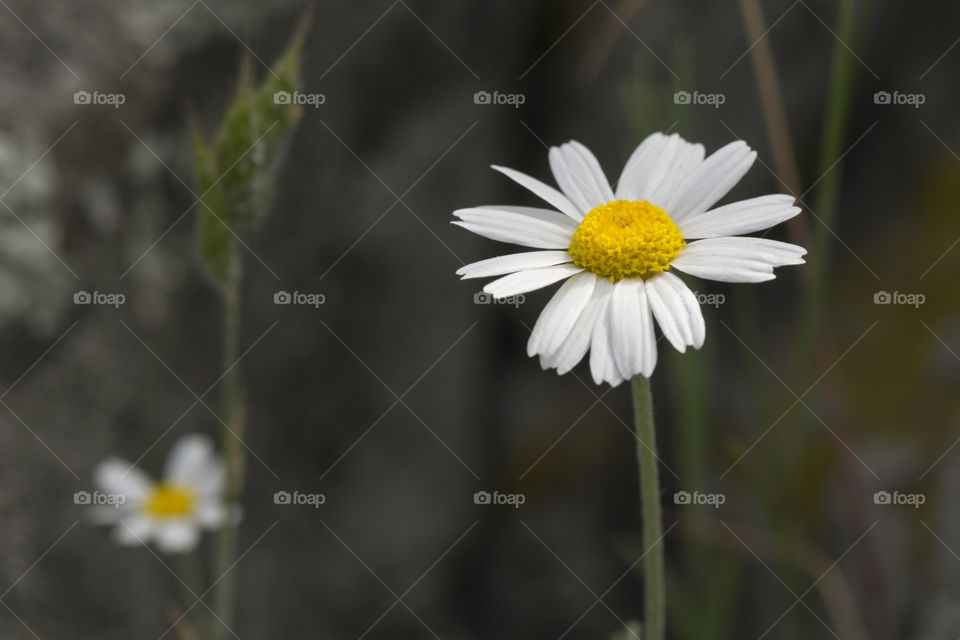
xmin=686 ymin=237 xmax=807 ymax=263
xmin=456 ymin=250 xmax=572 ymax=279
xmin=542 ymin=278 xmax=613 ymax=375
xmin=667 ymin=141 xmax=756 ymax=222
xmin=549 ymin=141 xmax=613 ymax=212
xmin=609 ymin=279 xmax=657 ymax=380
xmin=616 ymin=134 xmax=705 ymax=204
xmin=568 ymin=141 xmax=615 ymax=202
xmin=195 ymin=500 xmax=228 ymax=529
xmin=589 ymin=292 xmax=623 ymax=386
xmin=678 ymin=194 xmax=801 ymax=239
xmin=164 ymin=435 xmax=211 ymax=483
xmin=616 ymin=132 xmax=667 ymax=200
xmin=491 ymin=165 xmax=583 ymax=221
xmin=164 ymin=434 xmax=224 ymax=497
xmin=646 ymin=139 xmax=706 ymax=207
xmin=748 ymin=239 xmax=807 ymax=263
xmin=548 ymin=147 xmax=590 ymax=214
xmin=672 ymin=258 xmax=774 ymax=282
xmin=94 ymin=458 xmax=153 ymax=503
xmin=637 ymin=284 xmax=658 ymax=377
xmin=453 ymin=206 xmax=578 ymax=249
xmin=645 ymin=272 xmax=705 ymax=351
xmin=671 ymin=237 xmax=806 ymax=283
xmin=527 ymin=272 xmax=597 ymax=358
xmin=155 ymin=520 xmax=200 ymax=554
xmin=483 ymin=264 xmax=583 ymax=299
xmin=113 ymin=515 xmax=154 ymax=547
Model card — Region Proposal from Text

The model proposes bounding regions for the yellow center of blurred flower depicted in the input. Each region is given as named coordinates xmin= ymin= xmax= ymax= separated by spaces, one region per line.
xmin=144 ymin=484 xmax=195 ymax=518
xmin=568 ymin=200 xmax=685 ymax=281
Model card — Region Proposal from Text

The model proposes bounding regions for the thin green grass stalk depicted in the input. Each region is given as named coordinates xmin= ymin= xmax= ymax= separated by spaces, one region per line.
xmin=211 ymin=265 xmax=246 ymax=640
xmin=736 ymin=0 xmax=805 ymax=201
xmin=174 ymin=551 xmax=206 ymax=637
xmin=733 ymin=4 xmax=813 ymax=633
xmin=665 ymin=37 xmax=746 ymax=640
xmin=798 ymin=4 xmax=895 ymax=639
xmin=667 ymin=339 xmax=744 ymax=640
xmin=631 ymin=375 xmax=665 ymax=640
xmin=803 ymin=0 xmax=857 ymax=359
xmin=732 ymin=290 xmax=806 ymax=640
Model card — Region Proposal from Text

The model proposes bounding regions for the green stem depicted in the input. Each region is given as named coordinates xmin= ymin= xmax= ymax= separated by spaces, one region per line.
xmin=802 ymin=0 xmax=858 ymax=367
xmin=173 ymin=551 xmax=205 ymax=638
xmin=211 ymin=265 xmax=246 ymax=640
xmin=631 ymin=375 xmax=665 ymax=640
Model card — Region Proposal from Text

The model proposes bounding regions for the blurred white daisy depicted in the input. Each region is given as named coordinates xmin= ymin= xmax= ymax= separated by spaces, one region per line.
xmin=454 ymin=133 xmax=806 ymax=386
xmin=92 ymin=434 xmax=230 ymax=554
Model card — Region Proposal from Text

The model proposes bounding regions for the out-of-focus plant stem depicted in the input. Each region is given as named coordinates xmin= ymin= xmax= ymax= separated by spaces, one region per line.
xmin=799 ymin=2 xmax=894 ymax=639
xmin=667 ymin=345 xmax=743 ymax=640
xmin=174 ymin=551 xmax=205 ymax=637
xmin=631 ymin=375 xmax=665 ymax=640
xmin=193 ymin=22 xmax=305 ymax=639
xmin=212 ymin=263 xmax=246 ymax=640
xmin=804 ymin=0 xmax=856 ymax=352
xmin=734 ymin=2 xmax=894 ymax=639
xmin=736 ymin=0 xmax=807 ymax=248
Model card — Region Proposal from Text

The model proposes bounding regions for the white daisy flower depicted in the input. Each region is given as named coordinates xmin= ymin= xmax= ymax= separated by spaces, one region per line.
xmin=91 ymin=434 xmax=230 ymax=554
xmin=454 ymin=133 xmax=806 ymax=386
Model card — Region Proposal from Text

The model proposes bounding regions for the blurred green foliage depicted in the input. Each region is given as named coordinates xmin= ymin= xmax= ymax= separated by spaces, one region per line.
xmin=193 ymin=26 xmax=306 ymax=290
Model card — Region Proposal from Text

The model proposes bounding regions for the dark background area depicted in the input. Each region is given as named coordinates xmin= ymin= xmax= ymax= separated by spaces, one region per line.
xmin=0 ymin=0 xmax=958 ymax=638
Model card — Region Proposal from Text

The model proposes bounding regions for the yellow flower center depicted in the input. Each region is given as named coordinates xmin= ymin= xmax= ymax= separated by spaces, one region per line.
xmin=568 ymin=200 xmax=685 ymax=281
xmin=144 ymin=483 xmax=195 ymax=518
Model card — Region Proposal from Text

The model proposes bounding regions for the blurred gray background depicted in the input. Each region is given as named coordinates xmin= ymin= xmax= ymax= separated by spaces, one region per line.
xmin=0 ymin=0 xmax=958 ymax=638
